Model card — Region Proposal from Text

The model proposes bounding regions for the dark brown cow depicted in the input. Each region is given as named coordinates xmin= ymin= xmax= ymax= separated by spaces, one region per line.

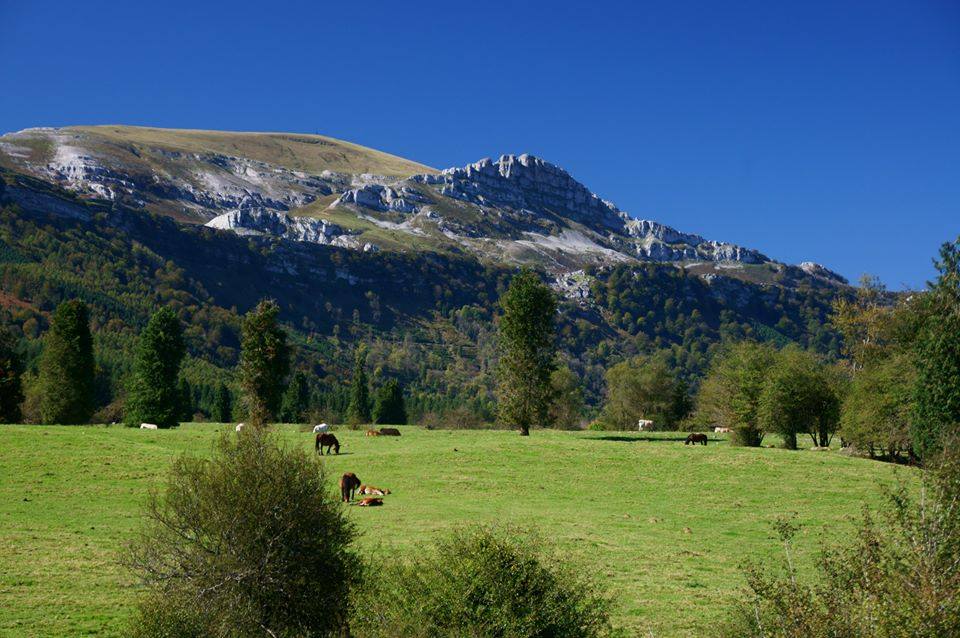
xmin=339 ymin=472 xmax=361 ymax=502
xmin=685 ymin=433 xmax=708 ymax=446
xmin=315 ymin=433 xmax=340 ymax=455
xmin=378 ymin=427 xmax=401 ymax=436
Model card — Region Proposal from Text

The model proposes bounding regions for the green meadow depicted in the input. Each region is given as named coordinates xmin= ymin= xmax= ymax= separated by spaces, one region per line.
xmin=0 ymin=425 xmax=915 ymax=637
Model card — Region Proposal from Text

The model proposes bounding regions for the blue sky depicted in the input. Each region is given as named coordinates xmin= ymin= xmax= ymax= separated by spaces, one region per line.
xmin=2 ymin=0 xmax=957 ymax=289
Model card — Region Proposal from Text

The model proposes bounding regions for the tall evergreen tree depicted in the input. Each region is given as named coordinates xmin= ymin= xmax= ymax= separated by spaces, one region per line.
xmin=347 ymin=345 xmax=371 ymax=424
xmin=0 ymin=324 xmax=24 ymax=423
xmin=125 ymin=307 xmax=186 ymax=428
xmin=913 ymin=236 xmax=960 ymax=460
xmin=496 ymin=269 xmax=557 ymax=436
xmin=177 ymin=378 xmax=194 ymax=422
xmin=212 ymin=382 xmax=233 ymax=423
xmin=281 ymin=370 xmax=310 ymax=423
xmin=39 ymin=300 xmax=95 ymax=424
xmin=372 ymin=378 xmax=407 ymax=425
xmin=238 ymin=299 xmax=290 ymax=426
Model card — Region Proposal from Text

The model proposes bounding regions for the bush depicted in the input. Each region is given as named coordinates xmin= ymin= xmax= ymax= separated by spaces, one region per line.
xmin=351 ymin=526 xmax=612 ymax=638
xmin=126 ymin=428 xmax=360 ymax=637
xmin=722 ymin=446 xmax=960 ymax=637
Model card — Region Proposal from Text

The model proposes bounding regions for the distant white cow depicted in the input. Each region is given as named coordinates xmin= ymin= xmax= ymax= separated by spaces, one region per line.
xmin=637 ymin=419 xmax=653 ymax=431
xmin=235 ymin=423 xmax=245 ymax=432
xmin=140 ymin=423 xmax=158 ymax=430
xmin=312 ymin=423 xmax=330 ymax=433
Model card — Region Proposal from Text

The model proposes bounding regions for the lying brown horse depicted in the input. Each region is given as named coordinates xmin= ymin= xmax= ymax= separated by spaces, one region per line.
xmin=365 ymin=429 xmax=380 ymax=437
xmin=378 ymin=427 xmax=401 ymax=436
xmin=340 ymin=472 xmax=361 ymax=502
xmin=316 ymin=433 xmax=340 ymax=455
xmin=685 ymin=433 xmax=708 ymax=446
xmin=357 ymin=496 xmax=383 ymax=507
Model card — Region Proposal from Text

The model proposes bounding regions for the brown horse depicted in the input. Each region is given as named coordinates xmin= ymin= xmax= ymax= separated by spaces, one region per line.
xmin=378 ymin=427 xmax=401 ymax=436
xmin=316 ymin=433 xmax=340 ymax=455
xmin=685 ymin=433 xmax=708 ymax=446
xmin=357 ymin=496 xmax=383 ymax=507
xmin=359 ymin=485 xmax=391 ymax=496
xmin=365 ymin=429 xmax=380 ymax=437
xmin=340 ymin=472 xmax=361 ymax=502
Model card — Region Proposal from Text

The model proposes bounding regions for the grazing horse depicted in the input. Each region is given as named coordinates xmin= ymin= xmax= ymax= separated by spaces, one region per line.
xmin=316 ymin=433 xmax=340 ymax=455
xmin=365 ymin=429 xmax=381 ymax=437
xmin=340 ymin=472 xmax=361 ymax=502
xmin=685 ymin=433 xmax=708 ymax=446
xmin=357 ymin=496 xmax=383 ymax=507
xmin=378 ymin=427 xmax=401 ymax=436
xmin=359 ymin=485 xmax=391 ymax=496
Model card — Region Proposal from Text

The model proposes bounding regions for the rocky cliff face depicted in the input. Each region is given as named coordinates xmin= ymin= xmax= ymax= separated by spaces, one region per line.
xmin=0 ymin=127 xmax=846 ymax=286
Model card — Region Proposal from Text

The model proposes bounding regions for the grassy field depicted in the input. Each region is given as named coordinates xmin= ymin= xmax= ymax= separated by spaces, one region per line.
xmin=0 ymin=425 xmax=915 ymax=637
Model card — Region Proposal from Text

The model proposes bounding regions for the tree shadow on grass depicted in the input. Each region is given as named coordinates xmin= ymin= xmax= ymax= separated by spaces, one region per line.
xmin=589 ymin=435 xmax=721 ymax=444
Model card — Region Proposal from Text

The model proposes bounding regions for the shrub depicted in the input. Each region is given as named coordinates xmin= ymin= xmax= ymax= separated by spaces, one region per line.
xmin=126 ymin=428 xmax=360 ymax=637
xmin=722 ymin=446 xmax=960 ymax=637
xmin=350 ymin=526 xmax=612 ymax=638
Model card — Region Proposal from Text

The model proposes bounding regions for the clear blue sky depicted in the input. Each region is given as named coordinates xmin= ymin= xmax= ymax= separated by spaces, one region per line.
xmin=2 ymin=1 xmax=958 ymax=289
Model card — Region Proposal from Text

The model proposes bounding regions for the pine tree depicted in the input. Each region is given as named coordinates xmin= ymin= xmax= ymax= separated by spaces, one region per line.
xmin=496 ymin=269 xmax=557 ymax=436
xmin=212 ymin=382 xmax=232 ymax=423
xmin=281 ymin=370 xmax=310 ymax=423
xmin=913 ymin=236 xmax=960 ymax=460
xmin=125 ymin=307 xmax=186 ymax=428
xmin=177 ymin=378 xmax=193 ymax=422
xmin=372 ymin=378 xmax=406 ymax=425
xmin=347 ymin=345 xmax=371 ymax=424
xmin=39 ymin=300 xmax=95 ymax=424
xmin=238 ymin=299 xmax=291 ymax=426
xmin=0 ymin=324 xmax=24 ymax=423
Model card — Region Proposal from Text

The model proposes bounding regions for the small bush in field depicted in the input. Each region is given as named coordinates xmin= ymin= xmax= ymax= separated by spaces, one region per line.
xmin=350 ymin=526 xmax=613 ymax=638
xmin=126 ymin=428 xmax=360 ymax=637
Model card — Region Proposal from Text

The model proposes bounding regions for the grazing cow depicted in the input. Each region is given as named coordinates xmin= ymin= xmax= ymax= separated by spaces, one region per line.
xmin=339 ymin=472 xmax=361 ymax=502
xmin=378 ymin=427 xmax=401 ymax=436
xmin=685 ymin=433 xmax=708 ymax=446
xmin=359 ymin=485 xmax=391 ymax=496
xmin=312 ymin=423 xmax=330 ymax=433
xmin=235 ymin=423 xmax=245 ymax=432
xmin=713 ymin=426 xmax=732 ymax=434
xmin=357 ymin=497 xmax=383 ymax=507
xmin=140 ymin=423 xmax=158 ymax=430
xmin=365 ymin=429 xmax=381 ymax=437
xmin=637 ymin=419 xmax=654 ymax=431
xmin=316 ymin=433 xmax=340 ymax=455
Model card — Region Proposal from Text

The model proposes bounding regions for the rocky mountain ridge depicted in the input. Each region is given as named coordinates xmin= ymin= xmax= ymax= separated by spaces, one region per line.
xmin=0 ymin=126 xmax=846 ymax=287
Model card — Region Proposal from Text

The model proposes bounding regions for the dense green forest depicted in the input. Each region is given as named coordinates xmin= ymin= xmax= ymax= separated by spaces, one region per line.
xmin=0 ymin=169 xmax=849 ymax=424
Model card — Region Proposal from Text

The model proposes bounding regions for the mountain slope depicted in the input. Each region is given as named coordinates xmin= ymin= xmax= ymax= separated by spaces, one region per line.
xmin=0 ymin=126 xmax=846 ymax=289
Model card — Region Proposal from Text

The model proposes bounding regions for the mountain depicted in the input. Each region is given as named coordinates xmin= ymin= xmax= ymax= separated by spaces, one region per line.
xmin=0 ymin=126 xmax=844 ymax=285
xmin=0 ymin=126 xmax=848 ymax=421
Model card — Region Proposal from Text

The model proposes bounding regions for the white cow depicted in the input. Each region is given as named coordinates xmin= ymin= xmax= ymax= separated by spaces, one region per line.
xmin=312 ymin=423 xmax=330 ymax=433
xmin=637 ymin=419 xmax=654 ymax=431
xmin=235 ymin=423 xmax=245 ymax=432
xmin=140 ymin=423 xmax=158 ymax=430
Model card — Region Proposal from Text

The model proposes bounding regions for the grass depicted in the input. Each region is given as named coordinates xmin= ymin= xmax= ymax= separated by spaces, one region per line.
xmin=0 ymin=424 xmax=914 ymax=637
xmin=64 ymin=126 xmax=436 ymax=177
